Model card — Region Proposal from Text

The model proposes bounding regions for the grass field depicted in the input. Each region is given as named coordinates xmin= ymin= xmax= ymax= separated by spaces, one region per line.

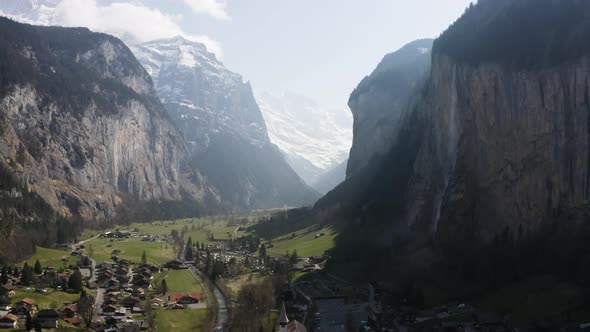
xmin=89 ymin=218 xmax=251 ymax=246
xmin=26 ymin=246 xmax=79 ymax=269
xmin=11 ymin=288 xmax=81 ymax=309
xmin=85 ymin=237 xmax=175 ymax=265
xmin=157 ymin=270 xmax=203 ymax=294
xmin=267 ymin=225 xmax=337 ymax=257
xmin=155 ymin=308 xmax=208 ymax=331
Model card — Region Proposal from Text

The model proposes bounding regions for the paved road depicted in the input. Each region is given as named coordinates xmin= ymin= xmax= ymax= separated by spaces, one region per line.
xmin=71 ymin=234 xmax=102 ymax=317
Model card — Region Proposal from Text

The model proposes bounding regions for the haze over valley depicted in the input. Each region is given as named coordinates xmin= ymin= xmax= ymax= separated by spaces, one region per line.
xmin=0 ymin=1 xmax=589 ymax=332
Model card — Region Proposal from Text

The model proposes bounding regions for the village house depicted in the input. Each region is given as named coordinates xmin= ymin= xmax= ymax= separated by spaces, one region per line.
xmin=102 ymin=304 xmax=118 ymax=316
xmin=278 ymin=302 xmax=307 ymax=332
xmin=16 ymin=298 xmax=36 ymax=310
xmin=149 ymin=298 xmax=165 ymax=310
xmin=12 ymin=305 xmax=32 ymax=320
xmin=36 ymin=309 xmax=60 ymax=329
xmin=168 ymin=293 xmax=203 ymax=305
xmin=63 ymin=315 xmax=82 ymax=326
xmin=0 ymin=314 xmax=18 ymax=329
xmin=60 ymin=304 xmax=78 ymax=318
xmin=121 ymin=296 xmax=141 ymax=308
xmin=0 ymin=284 xmax=15 ymax=297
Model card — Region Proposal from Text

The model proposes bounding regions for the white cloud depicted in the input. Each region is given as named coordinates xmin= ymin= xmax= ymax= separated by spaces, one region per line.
xmin=0 ymin=0 xmax=223 ymax=58
xmin=183 ymin=0 xmax=229 ymax=20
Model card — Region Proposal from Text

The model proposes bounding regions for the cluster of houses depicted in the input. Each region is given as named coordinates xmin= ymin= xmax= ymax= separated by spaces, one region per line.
xmin=0 ymin=297 xmax=76 ymax=329
xmin=0 ymin=258 xmax=96 ymax=330
xmin=96 ymin=260 xmax=158 ymax=316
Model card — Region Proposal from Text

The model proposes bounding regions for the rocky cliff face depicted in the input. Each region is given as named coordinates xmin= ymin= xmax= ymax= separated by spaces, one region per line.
xmin=321 ymin=0 xmax=590 ymax=245
xmin=409 ymin=47 xmax=590 ymax=241
xmin=131 ymin=37 xmax=319 ymax=210
xmin=0 ymin=18 xmax=216 ymax=220
xmin=403 ymin=0 xmax=590 ymax=241
xmin=346 ymin=39 xmax=432 ymax=177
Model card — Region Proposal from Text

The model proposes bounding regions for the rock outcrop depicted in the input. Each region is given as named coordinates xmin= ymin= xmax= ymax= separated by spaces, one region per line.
xmin=346 ymin=39 xmax=432 ymax=177
xmin=320 ymin=0 xmax=590 ymax=244
xmin=0 ymin=18 xmax=217 ymax=220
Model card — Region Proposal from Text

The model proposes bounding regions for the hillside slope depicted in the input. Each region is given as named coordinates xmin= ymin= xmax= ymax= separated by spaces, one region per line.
xmin=131 ymin=37 xmax=319 ymax=210
xmin=0 ymin=18 xmax=219 ymax=260
xmin=312 ymin=0 xmax=590 ymax=284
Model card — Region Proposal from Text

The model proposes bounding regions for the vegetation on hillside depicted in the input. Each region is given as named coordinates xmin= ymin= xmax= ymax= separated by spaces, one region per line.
xmin=433 ymin=0 xmax=590 ymax=69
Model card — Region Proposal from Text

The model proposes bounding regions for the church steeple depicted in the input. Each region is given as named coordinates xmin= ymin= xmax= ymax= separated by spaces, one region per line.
xmin=278 ymin=302 xmax=289 ymax=332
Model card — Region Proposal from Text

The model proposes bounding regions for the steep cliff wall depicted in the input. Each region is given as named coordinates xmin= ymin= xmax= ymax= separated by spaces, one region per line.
xmin=407 ymin=53 xmax=590 ymax=241
xmin=0 ymin=18 xmax=217 ymax=221
xmin=405 ymin=0 xmax=590 ymax=240
xmin=346 ymin=39 xmax=432 ymax=177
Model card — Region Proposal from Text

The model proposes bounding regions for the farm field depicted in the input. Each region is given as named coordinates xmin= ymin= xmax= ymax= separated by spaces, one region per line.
xmin=155 ymin=308 xmax=208 ymax=331
xmin=26 ymin=246 xmax=79 ymax=269
xmin=85 ymin=237 xmax=175 ymax=265
xmin=83 ymin=218 xmax=252 ymax=245
xmin=156 ymin=269 xmax=203 ymax=294
xmin=10 ymin=287 xmax=91 ymax=310
xmin=267 ymin=225 xmax=337 ymax=257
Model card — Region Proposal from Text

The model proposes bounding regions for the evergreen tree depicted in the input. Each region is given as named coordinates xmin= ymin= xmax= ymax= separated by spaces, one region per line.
xmin=159 ymin=279 xmax=168 ymax=295
xmin=290 ymin=250 xmax=298 ymax=264
xmin=20 ymin=263 xmax=33 ymax=286
xmin=34 ymin=259 xmax=42 ymax=275
xmin=12 ymin=266 xmax=18 ymax=278
xmin=68 ymin=270 xmax=83 ymax=293
xmin=141 ymin=250 xmax=147 ymax=264
xmin=259 ymin=244 xmax=267 ymax=263
xmin=185 ymin=245 xmax=194 ymax=261
xmin=0 ymin=266 xmax=7 ymax=284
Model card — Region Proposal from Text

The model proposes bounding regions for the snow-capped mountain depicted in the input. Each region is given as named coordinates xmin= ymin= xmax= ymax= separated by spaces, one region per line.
xmin=132 ymin=37 xmax=269 ymax=150
xmin=131 ymin=36 xmax=319 ymax=210
xmin=256 ymin=91 xmax=353 ymax=186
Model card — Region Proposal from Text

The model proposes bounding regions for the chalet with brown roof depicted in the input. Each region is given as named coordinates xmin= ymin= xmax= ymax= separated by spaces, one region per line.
xmin=286 ymin=321 xmax=307 ymax=332
xmin=121 ymin=296 xmax=141 ymax=308
xmin=102 ymin=304 xmax=118 ymax=316
xmin=60 ymin=304 xmax=78 ymax=318
xmin=168 ymin=293 xmax=203 ymax=304
xmin=17 ymin=298 xmax=36 ymax=308
xmin=0 ymin=284 xmax=15 ymax=297
xmin=12 ymin=305 xmax=32 ymax=320
xmin=36 ymin=309 xmax=59 ymax=329
xmin=63 ymin=315 xmax=82 ymax=326
xmin=0 ymin=314 xmax=18 ymax=328
xmin=149 ymin=298 xmax=165 ymax=309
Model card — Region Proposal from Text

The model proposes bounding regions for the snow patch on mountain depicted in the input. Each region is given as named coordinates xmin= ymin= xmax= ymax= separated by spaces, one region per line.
xmin=256 ymin=91 xmax=353 ymax=176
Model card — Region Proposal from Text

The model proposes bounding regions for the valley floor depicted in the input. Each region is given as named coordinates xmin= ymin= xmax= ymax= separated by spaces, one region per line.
xmin=8 ymin=214 xmax=337 ymax=331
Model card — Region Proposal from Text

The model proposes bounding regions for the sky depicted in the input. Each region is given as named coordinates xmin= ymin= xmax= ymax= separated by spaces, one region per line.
xmin=2 ymin=0 xmax=474 ymax=111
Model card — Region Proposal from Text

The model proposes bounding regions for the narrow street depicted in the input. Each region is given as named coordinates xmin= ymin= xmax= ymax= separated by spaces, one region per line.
xmin=71 ymin=235 xmax=102 ymax=318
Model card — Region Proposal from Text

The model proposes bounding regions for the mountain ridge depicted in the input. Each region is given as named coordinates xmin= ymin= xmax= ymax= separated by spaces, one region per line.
xmin=131 ymin=36 xmax=320 ymax=210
